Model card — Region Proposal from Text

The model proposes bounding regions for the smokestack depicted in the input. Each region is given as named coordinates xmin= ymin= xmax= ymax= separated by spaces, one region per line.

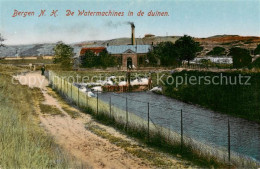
xmin=131 ymin=23 xmax=135 ymax=45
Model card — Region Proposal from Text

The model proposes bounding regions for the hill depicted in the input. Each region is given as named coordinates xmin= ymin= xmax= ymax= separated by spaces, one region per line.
xmin=0 ymin=35 xmax=259 ymax=58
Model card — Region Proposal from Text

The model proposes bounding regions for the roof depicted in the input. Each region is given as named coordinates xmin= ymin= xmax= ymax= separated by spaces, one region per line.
xmin=107 ymin=45 xmax=152 ymax=54
xmin=80 ymin=47 xmax=106 ymax=56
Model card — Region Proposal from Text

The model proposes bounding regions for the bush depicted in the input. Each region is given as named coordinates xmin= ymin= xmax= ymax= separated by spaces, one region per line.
xmin=80 ymin=50 xmax=98 ymax=68
xmin=254 ymin=44 xmax=260 ymax=55
xmin=248 ymin=57 xmax=260 ymax=69
xmin=80 ymin=49 xmax=117 ymax=68
xmin=206 ymin=47 xmax=226 ymax=56
xmin=229 ymin=47 xmax=252 ymax=68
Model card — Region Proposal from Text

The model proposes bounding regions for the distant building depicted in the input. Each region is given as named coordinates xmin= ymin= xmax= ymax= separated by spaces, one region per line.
xmin=78 ymin=45 xmax=152 ymax=69
xmin=78 ymin=23 xmax=153 ymax=69
xmin=107 ymin=45 xmax=152 ymax=69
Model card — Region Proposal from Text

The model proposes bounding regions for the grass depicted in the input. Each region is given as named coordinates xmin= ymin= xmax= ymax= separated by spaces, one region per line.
xmin=46 ymin=87 xmax=81 ymax=118
xmin=83 ymin=109 xmax=226 ymax=168
xmin=85 ymin=123 xmax=176 ymax=168
xmin=164 ymin=70 xmax=260 ymax=123
xmin=39 ymin=103 xmax=63 ymax=116
xmin=0 ymin=65 xmax=81 ymax=168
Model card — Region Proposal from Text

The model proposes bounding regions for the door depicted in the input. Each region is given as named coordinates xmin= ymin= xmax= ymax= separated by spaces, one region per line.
xmin=127 ymin=57 xmax=132 ymax=69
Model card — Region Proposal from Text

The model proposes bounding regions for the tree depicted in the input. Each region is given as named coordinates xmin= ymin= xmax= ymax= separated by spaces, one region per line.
xmin=147 ymin=49 xmax=159 ymax=66
xmin=53 ymin=42 xmax=73 ymax=69
xmin=229 ymin=47 xmax=252 ymax=68
xmin=174 ymin=35 xmax=201 ymax=65
xmin=147 ymin=41 xmax=179 ymax=66
xmin=206 ymin=46 xmax=226 ymax=56
xmin=80 ymin=49 xmax=117 ymax=68
xmin=100 ymin=49 xmax=117 ymax=68
xmin=254 ymin=44 xmax=260 ymax=55
xmin=80 ymin=50 xmax=98 ymax=68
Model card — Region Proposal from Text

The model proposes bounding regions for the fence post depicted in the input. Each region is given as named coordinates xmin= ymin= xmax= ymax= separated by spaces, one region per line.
xmin=71 ymin=83 xmax=72 ymax=100
xmin=78 ymin=87 xmax=80 ymax=106
xmin=228 ymin=119 xmax=231 ymax=164
xmin=181 ymin=109 xmax=183 ymax=153
xmin=66 ymin=80 xmax=68 ymax=96
xmin=56 ymin=76 xmax=57 ymax=90
xmin=96 ymin=90 xmax=99 ymax=114
xmin=85 ymin=93 xmax=87 ymax=108
xmin=52 ymin=73 xmax=54 ymax=89
xmin=87 ymin=91 xmax=88 ymax=106
xmin=147 ymin=102 xmax=150 ymax=141
xmin=60 ymin=78 xmax=62 ymax=94
xmin=56 ymin=77 xmax=58 ymax=91
xmin=61 ymin=78 xmax=63 ymax=95
xmin=110 ymin=96 xmax=112 ymax=118
xmin=126 ymin=96 xmax=128 ymax=131
xmin=54 ymin=76 xmax=55 ymax=89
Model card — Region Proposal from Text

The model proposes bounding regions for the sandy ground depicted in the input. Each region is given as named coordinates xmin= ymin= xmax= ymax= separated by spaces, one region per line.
xmin=15 ymin=71 xmax=193 ymax=169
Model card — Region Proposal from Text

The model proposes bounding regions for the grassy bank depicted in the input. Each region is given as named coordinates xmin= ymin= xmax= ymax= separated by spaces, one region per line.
xmin=85 ymin=108 xmax=226 ymax=168
xmin=163 ymin=70 xmax=260 ymax=123
xmin=0 ymin=65 xmax=73 ymax=168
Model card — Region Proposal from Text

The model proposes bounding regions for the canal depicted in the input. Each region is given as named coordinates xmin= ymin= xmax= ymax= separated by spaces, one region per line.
xmin=98 ymin=91 xmax=260 ymax=162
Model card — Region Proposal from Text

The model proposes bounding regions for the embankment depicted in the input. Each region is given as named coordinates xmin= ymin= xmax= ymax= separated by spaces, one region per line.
xmin=163 ymin=70 xmax=260 ymax=123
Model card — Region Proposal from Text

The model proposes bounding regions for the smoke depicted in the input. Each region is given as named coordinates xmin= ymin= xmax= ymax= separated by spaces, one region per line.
xmin=105 ymin=21 xmax=124 ymax=28
xmin=105 ymin=21 xmax=135 ymax=28
xmin=127 ymin=22 xmax=135 ymax=27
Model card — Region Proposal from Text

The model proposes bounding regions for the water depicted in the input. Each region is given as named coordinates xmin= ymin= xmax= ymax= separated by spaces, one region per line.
xmin=98 ymin=91 xmax=260 ymax=162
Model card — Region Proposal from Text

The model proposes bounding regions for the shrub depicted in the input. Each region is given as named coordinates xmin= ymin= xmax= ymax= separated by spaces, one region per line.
xmin=206 ymin=47 xmax=226 ymax=56
xmin=254 ymin=44 xmax=260 ymax=55
xmin=80 ymin=49 xmax=117 ymax=68
xmin=229 ymin=47 xmax=252 ymax=68
xmin=248 ymin=57 xmax=260 ymax=69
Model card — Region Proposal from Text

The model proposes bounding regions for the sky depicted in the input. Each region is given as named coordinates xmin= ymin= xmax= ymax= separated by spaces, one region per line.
xmin=0 ymin=0 xmax=259 ymax=45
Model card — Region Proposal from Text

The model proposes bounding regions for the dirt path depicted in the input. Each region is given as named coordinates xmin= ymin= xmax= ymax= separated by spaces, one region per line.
xmin=15 ymin=71 xmax=193 ymax=169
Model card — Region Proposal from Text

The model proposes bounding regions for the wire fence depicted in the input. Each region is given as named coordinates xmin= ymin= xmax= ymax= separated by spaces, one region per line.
xmin=46 ymin=71 xmax=259 ymax=168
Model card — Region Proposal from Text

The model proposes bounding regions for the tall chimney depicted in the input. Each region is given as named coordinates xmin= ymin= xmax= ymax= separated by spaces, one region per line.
xmin=131 ymin=23 xmax=135 ymax=45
